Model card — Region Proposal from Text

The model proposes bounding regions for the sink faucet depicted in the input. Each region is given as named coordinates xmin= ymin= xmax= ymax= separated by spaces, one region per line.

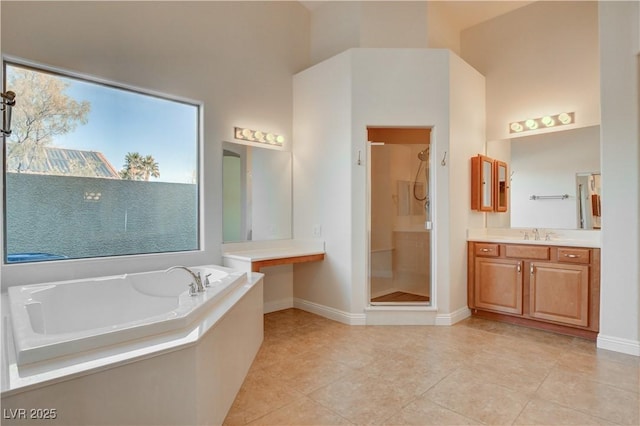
xmin=166 ymin=266 xmax=205 ymax=294
xmin=532 ymin=228 xmax=540 ymax=241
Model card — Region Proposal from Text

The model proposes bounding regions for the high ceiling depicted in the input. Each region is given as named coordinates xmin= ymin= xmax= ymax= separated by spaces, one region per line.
xmin=299 ymin=1 xmax=534 ymax=32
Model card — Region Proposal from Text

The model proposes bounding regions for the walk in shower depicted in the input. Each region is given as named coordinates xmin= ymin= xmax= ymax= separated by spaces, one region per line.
xmin=368 ymin=127 xmax=432 ymax=305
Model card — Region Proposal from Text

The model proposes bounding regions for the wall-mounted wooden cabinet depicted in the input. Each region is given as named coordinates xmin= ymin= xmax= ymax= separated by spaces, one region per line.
xmin=468 ymin=241 xmax=600 ymax=340
xmin=471 ymin=155 xmax=509 ymax=212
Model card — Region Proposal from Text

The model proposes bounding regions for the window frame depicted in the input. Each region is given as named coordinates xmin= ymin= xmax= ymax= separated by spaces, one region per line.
xmin=1 ymin=56 xmax=205 ymax=266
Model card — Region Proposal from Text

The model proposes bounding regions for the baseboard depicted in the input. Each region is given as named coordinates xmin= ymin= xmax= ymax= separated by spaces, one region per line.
xmin=365 ymin=305 xmax=438 ymax=325
xmin=293 ymin=298 xmax=366 ymax=325
xmin=263 ymin=298 xmax=293 ymax=314
xmin=435 ymin=306 xmax=471 ymax=326
xmin=597 ymin=334 xmax=640 ymax=356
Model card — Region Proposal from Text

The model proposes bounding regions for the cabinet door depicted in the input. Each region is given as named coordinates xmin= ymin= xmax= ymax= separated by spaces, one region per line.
xmin=529 ymin=262 xmax=589 ymax=327
xmin=471 ymin=155 xmax=494 ymax=211
xmin=474 ymin=258 xmax=523 ymax=314
xmin=494 ymin=160 xmax=508 ymax=212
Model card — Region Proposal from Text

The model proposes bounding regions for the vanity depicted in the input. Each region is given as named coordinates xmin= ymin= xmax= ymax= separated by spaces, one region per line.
xmin=467 ymin=229 xmax=601 ymax=339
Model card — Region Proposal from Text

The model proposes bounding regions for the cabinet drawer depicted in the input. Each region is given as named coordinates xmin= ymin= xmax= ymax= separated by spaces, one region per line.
xmin=557 ymin=248 xmax=590 ymax=264
xmin=505 ymin=245 xmax=549 ymax=260
xmin=475 ymin=243 xmax=500 ymax=257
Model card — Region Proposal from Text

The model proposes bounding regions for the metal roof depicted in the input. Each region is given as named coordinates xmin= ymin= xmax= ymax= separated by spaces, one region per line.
xmin=5 ymin=143 xmax=120 ymax=179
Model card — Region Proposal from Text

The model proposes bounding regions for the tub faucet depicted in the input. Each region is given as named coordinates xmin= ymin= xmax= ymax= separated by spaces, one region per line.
xmin=532 ymin=228 xmax=540 ymax=241
xmin=166 ymin=266 xmax=205 ymax=294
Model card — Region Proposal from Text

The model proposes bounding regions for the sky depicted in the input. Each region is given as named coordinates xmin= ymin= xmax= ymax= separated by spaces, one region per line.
xmin=8 ymin=64 xmax=199 ymax=184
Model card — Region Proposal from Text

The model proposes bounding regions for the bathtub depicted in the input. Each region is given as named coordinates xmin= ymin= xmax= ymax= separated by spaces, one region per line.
xmin=8 ymin=265 xmax=247 ymax=366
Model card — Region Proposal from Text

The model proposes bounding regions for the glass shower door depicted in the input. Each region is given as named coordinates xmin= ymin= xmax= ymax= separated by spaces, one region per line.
xmin=369 ymin=140 xmax=431 ymax=305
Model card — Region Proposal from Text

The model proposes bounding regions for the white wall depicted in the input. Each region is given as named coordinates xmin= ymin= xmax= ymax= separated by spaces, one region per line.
xmin=294 ymin=49 xmax=485 ymax=321
xmin=461 ymin=1 xmax=599 ymax=141
xmin=448 ymin=53 xmax=486 ymax=315
xmin=293 ymin=52 xmax=353 ymax=314
xmin=509 ymin=126 xmax=600 ymax=229
xmin=598 ymin=1 xmax=640 ymax=355
xmin=0 ymin=1 xmax=309 ymax=288
xmin=310 ymin=2 xmax=428 ymax=64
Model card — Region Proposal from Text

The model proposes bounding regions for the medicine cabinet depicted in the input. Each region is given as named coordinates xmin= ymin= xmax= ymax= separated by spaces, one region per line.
xmin=471 ymin=154 xmax=509 ymax=212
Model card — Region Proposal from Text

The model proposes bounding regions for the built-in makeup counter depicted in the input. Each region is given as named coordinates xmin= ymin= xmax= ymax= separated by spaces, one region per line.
xmin=222 ymin=240 xmax=325 ymax=314
xmin=467 ymin=228 xmax=601 ymax=248
xmin=222 ymin=239 xmax=325 ymax=272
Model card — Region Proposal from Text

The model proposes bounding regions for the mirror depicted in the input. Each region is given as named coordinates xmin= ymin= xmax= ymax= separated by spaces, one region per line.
xmin=487 ymin=125 xmax=601 ymax=229
xmin=576 ymin=172 xmax=601 ymax=229
xmin=222 ymin=142 xmax=292 ymax=242
xmin=494 ymin=160 xmax=508 ymax=212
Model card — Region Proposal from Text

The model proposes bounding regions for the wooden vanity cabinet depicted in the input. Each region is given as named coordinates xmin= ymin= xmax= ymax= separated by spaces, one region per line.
xmin=468 ymin=242 xmax=600 ymax=339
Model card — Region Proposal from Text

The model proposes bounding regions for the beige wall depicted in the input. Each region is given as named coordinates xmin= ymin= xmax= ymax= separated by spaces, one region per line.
xmin=461 ymin=1 xmax=599 ymax=141
xmin=0 ymin=1 xmax=310 ymax=287
xmin=310 ymin=1 xmax=428 ymax=64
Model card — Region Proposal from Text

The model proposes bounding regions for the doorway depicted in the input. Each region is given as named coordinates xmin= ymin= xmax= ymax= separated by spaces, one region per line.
xmin=368 ymin=127 xmax=432 ymax=305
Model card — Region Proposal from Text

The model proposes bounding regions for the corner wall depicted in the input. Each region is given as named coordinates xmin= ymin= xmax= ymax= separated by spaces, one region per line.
xmin=598 ymin=1 xmax=640 ymax=355
xmin=294 ymin=49 xmax=485 ymax=324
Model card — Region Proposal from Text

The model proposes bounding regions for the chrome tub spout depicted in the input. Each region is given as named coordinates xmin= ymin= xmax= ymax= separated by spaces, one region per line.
xmin=166 ymin=266 xmax=205 ymax=294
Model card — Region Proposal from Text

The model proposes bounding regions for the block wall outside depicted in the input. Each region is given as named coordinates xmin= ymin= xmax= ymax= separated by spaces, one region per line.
xmin=5 ymin=173 xmax=198 ymax=260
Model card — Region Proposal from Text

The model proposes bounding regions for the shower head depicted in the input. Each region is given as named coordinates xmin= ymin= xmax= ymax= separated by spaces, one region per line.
xmin=417 ymin=148 xmax=428 ymax=162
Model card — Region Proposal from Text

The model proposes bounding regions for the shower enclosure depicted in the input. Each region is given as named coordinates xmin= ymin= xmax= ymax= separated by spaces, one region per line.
xmin=368 ymin=127 xmax=432 ymax=305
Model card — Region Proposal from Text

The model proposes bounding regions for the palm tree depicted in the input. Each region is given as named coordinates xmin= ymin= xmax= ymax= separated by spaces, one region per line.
xmin=119 ymin=152 xmax=160 ymax=181
xmin=119 ymin=152 xmax=143 ymax=180
xmin=141 ymin=155 xmax=160 ymax=181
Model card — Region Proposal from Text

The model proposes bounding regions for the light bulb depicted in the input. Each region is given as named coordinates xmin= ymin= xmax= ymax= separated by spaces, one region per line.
xmin=276 ymin=135 xmax=285 ymax=144
xmin=241 ymin=128 xmax=252 ymax=139
xmin=266 ymin=133 xmax=275 ymax=143
xmin=558 ymin=112 xmax=572 ymax=124
xmin=525 ymin=119 xmax=538 ymax=130
xmin=254 ymin=131 xmax=264 ymax=141
xmin=510 ymin=122 xmax=524 ymax=133
xmin=541 ymin=116 xmax=555 ymax=127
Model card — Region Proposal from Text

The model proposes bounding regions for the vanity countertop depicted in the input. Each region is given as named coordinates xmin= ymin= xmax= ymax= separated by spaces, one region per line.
xmin=222 ymin=239 xmax=325 ymax=262
xmin=467 ymin=228 xmax=601 ymax=248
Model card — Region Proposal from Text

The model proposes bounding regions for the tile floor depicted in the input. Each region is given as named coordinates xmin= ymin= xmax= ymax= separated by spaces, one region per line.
xmin=224 ymin=309 xmax=639 ymax=425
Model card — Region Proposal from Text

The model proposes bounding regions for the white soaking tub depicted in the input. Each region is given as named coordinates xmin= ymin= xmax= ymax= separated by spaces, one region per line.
xmin=8 ymin=265 xmax=246 ymax=365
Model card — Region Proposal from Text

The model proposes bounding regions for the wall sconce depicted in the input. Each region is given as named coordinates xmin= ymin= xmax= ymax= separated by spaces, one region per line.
xmin=509 ymin=112 xmax=574 ymax=134
xmin=234 ymin=127 xmax=284 ymax=146
xmin=1 ymin=91 xmax=16 ymax=137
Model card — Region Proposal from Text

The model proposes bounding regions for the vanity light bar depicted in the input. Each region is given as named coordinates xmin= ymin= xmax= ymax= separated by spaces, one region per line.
xmin=509 ymin=112 xmax=574 ymax=134
xmin=234 ymin=127 xmax=284 ymax=146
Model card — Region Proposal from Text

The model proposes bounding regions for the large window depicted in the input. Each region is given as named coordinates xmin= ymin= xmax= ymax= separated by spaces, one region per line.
xmin=3 ymin=60 xmax=200 ymax=263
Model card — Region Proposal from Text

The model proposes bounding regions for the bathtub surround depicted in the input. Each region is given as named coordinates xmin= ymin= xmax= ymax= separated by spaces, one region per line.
xmin=8 ymin=265 xmax=245 ymax=365
xmin=1 ymin=269 xmax=264 ymax=425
